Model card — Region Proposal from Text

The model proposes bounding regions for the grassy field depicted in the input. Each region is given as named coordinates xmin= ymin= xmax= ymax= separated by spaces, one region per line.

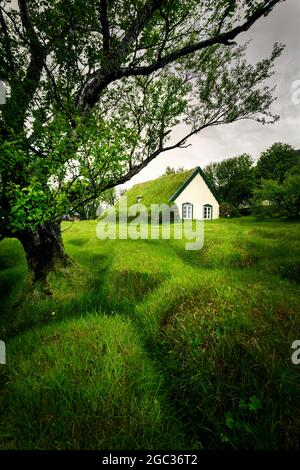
xmin=0 ymin=217 xmax=299 ymax=450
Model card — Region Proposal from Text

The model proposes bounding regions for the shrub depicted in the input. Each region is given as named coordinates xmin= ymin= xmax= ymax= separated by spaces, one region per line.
xmin=251 ymin=170 xmax=300 ymax=219
xmin=219 ymin=202 xmax=241 ymax=218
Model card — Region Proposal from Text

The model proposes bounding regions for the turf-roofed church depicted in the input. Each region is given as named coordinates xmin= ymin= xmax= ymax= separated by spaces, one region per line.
xmin=124 ymin=167 xmax=220 ymax=220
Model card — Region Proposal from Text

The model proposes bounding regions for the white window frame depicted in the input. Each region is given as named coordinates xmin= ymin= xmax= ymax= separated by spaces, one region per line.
xmin=203 ymin=205 xmax=212 ymax=220
xmin=182 ymin=203 xmax=193 ymax=220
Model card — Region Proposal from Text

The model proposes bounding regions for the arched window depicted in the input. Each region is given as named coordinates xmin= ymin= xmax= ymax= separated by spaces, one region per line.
xmin=182 ymin=202 xmax=193 ymax=220
xmin=203 ymin=204 xmax=213 ymax=220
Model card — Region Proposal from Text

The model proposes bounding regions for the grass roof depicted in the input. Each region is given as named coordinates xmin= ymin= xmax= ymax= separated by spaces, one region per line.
xmin=119 ymin=169 xmax=194 ymax=209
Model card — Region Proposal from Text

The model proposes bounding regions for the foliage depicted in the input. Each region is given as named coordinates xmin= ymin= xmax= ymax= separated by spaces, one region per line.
xmin=0 ymin=0 xmax=283 ymax=241
xmin=165 ymin=166 xmax=185 ymax=175
xmin=99 ymin=188 xmax=118 ymax=207
xmin=255 ymin=142 xmax=300 ymax=183
xmin=63 ymin=187 xmax=118 ymax=221
xmin=219 ymin=201 xmax=241 ymax=218
xmin=205 ymin=154 xmax=255 ymax=207
xmin=165 ymin=166 xmax=176 ymax=175
xmin=62 ymin=180 xmax=99 ymax=220
xmin=252 ymin=163 xmax=300 ymax=218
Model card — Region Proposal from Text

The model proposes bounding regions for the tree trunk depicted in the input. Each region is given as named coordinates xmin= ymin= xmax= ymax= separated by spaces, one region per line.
xmin=18 ymin=222 xmax=71 ymax=283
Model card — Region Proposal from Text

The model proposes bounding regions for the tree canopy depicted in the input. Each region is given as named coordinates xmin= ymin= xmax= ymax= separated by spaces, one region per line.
xmin=205 ymin=154 xmax=255 ymax=206
xmin=252 ymin=144 xmax=300 ymax=218
xmin=252 ymin=165 xmax=300 ymax=218
xmin=255 ymin=142 xmax=300 ymax=183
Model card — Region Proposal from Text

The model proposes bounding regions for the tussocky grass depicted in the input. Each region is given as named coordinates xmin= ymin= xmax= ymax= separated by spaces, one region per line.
xmin=0 ymin=217 xmax=299 ymax=449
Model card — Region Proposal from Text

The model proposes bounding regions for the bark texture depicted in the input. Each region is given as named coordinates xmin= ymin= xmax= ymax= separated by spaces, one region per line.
xmin=18 ymin=222 xmax=71 ymax=282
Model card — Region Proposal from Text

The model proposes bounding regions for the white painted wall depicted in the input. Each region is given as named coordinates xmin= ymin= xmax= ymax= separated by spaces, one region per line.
xmin=173 ymin=172 xmax=219 ymax=220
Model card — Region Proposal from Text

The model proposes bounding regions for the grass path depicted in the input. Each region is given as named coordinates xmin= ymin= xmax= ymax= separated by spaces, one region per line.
xmin=0 ymin=218 xmax=299 ymax=449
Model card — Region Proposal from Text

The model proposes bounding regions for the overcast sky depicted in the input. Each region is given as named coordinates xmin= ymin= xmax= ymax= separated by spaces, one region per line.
xmin=121 ymin=0 xmax=300 ymax=189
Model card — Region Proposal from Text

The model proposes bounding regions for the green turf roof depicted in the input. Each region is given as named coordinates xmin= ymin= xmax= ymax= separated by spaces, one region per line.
xmin=120 ymin=169 xmax=195 ymax=209
xmin=117 ymin=166 xmax=220 ymax=210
